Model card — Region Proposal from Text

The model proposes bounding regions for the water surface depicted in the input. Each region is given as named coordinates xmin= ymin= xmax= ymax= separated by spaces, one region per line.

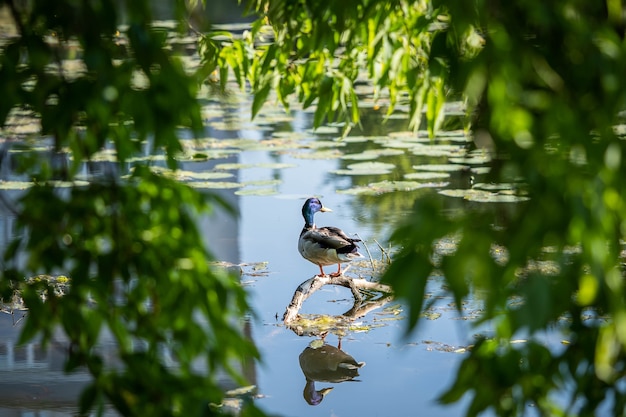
xmin=0 ymin=14 xmax=504 ymax=415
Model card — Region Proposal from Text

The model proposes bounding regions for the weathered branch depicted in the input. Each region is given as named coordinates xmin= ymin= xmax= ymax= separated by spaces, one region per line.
xmin=283 ymin=275 xmax=393 ymax=327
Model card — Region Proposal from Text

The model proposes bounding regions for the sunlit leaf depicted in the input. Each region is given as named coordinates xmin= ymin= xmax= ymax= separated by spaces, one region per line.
xmin=252 ymin=84 xmax=272 ymax=119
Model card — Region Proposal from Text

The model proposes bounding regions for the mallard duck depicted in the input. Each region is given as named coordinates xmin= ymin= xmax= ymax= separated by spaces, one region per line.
xmin=298 ymin=197 xmax=363 ymax=277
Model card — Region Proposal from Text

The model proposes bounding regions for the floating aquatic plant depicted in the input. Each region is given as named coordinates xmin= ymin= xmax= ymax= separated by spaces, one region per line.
xmin=413 ymin=163 xmax=470 ymax=172
xmin=235 ymin=188 xmax=278 ymax=196
xmin=341 ymin=149 xmax=405 ymax=161
xmin=332 ymin=161 xmax=396 ymax=176
xmin=338 ymin=180 xmax=447 ymax=195
xmin=403 ymin=172 xmax=451 ymax=180
xmin=438 ymin=189 xmax=530 ymax=203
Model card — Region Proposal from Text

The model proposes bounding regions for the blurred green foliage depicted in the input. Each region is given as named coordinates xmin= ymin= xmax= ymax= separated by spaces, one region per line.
xmin=0 ymin=0 xmax=258 ymax=415
xmin=201 ymin=0 xmax=446 ymax=135
xmin=384 ymin=1 xmax=626 ymax=416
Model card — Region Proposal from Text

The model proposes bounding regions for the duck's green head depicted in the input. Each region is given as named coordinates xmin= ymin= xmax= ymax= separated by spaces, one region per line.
xmin=302 ymin=197 xmax=331 ymax=226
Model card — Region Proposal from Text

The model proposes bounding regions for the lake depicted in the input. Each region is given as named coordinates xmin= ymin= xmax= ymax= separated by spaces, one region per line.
xmin=0 ymin=12 xmax=524 ymax=417
xmin=0 ymin=78 xmax=507 ymax=417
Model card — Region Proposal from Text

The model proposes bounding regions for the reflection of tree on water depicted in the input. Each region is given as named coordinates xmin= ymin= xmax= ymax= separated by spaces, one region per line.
xmin=298 ymin=335 xmax=364 ymax=406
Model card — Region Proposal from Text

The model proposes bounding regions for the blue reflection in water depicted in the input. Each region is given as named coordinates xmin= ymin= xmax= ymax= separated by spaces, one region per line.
xmin=231 ymin=119 xmax=477 ymax=417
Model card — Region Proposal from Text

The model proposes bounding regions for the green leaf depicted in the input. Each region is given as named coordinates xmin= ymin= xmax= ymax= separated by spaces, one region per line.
xmin=251 ymin=83 xmax=271 ymax=119
xmin=78 ymin=383 xmax=99 ymax=415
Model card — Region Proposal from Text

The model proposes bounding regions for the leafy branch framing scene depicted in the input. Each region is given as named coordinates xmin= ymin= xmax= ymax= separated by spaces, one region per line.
xmin=1 ymin=0 xmax=626 ymax=416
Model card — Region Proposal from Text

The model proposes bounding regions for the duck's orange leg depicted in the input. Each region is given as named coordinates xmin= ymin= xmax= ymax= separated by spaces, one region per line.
xmin=329 ymin=263 xmax=342 ymax=277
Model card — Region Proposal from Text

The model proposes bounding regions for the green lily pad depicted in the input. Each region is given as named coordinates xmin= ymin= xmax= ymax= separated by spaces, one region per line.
xmin=187 ymin=181 xmax=242 ymax=189
xmin=421 ymin=311 xmax=442 ymax=320
xmin=305 ymin=126 xmax=341 ymax=135
xmin=121 ymin=154 xmax=166 ymax=163
xmin=404 ymin=172 xmax=451 ymax=180
xmin=432 ymin=129 xmax=472 ymax=139
xmin=256 ymin=112 xmax=295 ymax=124
xmin=291 ymin=313 xmax=354 ymax=334
xmin=271 ymin=131 xmax=310 ymax=140
xmin=332 ymin=169 xmax=387 ymax=176
xmin=449 ymin=154 xmax=491 ymax=165
xmin=413 ymin=163 xmax=470 ymax=172
xmin=342 ymin=149 xmax=405 ymax=161
xmin=216 ymin=163 xmax=248 ymax=171
xmin=256 ymin=162 xmax=298 ymax=169
xmin=374 ymin=139 xmax=424 ymax=149
xmin=471 ymin=166 xmax=492 ymax=175
xmin=306 ymin=140 xmax=346 ymax=149
xmin=150 ymin=166 xmax=234 ymax=181
xmin=213 ymin=22 xmax=257 ymax=31
xmin=258 ymin=137 xmax=304 ymax=150
xmin=188 ymin=172 xmax=235 ymax=180
xmin=348 ymin=161 xmax=396 ymax=170
xmin=201 ymin=105 xmax=223 ymax=119
xmin=8 ymin=146 xmax=51 ymax=153
xmin=341 ymin=136 xmax=389 ymax=143
xmin=439 ymin=189 xmax=530 ymax=202
xmin=210 ymin=121 xmax=270 ymax=131
xmin=388 ymin=131 xmax=419 ymax=139
xmin=338 ymin=180 xmax=448 ymax=195
xmin=332 ymin=161 xmax=396 ymax=176
xmin=215 ymin=162 xmax=296 ymax=170
xmin=176 ymin=150 xmax=240 ymax=160
xmin=291 ymin=149 xmax=343 ymax=159
xmin=73 ymin=149 xmax=117 ymax=162
xmin=410 ymin=144 xmax=466 ymax=157
xmin=241 ymin=179 xmax=282 ymax=187
xmin=50 ymin=180 xmax=90 ymax=187
xmin=473 ymin=182 xmax=522 ymax=191
xmin=217 ymin=139 xmax=260 ymax=149
xmin=0 ymin=180 xmax=91 ymax=189
xmin=0 ymin=181 xmax=33 ymax=190
xmin=235 ymin=187 xmax=278 ymax=196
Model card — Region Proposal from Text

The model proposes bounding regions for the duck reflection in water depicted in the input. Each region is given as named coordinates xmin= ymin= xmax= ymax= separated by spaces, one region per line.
xmin=298 ymin=336 xmax=365 ymax=405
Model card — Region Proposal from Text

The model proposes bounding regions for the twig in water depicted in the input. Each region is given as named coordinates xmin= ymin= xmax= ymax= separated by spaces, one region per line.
xmin=356 ymin=233 xmax=376 ymax=275
xmin=373 ymin=239 xmax=391 ymax=264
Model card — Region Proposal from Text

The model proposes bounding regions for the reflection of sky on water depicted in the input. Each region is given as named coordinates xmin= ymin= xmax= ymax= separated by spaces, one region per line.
xmin=233 ymin=116 xmax=474 ymax=416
